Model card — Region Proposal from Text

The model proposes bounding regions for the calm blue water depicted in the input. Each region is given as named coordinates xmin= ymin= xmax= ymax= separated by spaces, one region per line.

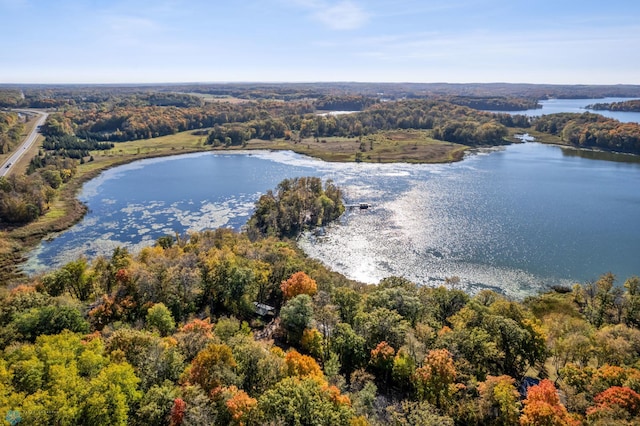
xmin=507 ymin=97 xmax=640 ymax=123
xmin=24 ymin=145 xmax=640 ymax=298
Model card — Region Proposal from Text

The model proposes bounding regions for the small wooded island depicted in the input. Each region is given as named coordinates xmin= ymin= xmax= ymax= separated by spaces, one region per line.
xmin=2 ymin=83 xmax=640 ymax=425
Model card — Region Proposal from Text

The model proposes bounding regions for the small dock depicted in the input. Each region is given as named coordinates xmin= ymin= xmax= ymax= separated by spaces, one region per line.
xmin=346 ymin=203 xmax=372 ymax=210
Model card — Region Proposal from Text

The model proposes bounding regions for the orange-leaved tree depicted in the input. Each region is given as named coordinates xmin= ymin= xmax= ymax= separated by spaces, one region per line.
xmin=188 ymin=343 xmax=238 ymax=393
xmin=520 ymin=379 xmax=579 ymax=426
xmin=370 ymin=341 xmax=396 ymax=384
xmin=285 ymin=349 xmax=324 ymax=378
xmin=587 ymin=386 xmax=640 ymax=422
xmin=281 ymin=271 xmax=317 ymax=300
xmin=210 ymin=385 xmax=258 ymax=426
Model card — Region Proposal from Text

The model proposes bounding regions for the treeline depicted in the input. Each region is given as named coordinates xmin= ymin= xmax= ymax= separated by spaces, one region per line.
xmin=43 ymin=101 xmax=314 ymax=142
xmin=41 ymin=134 xmax=113 ymax=159
xmin=7 ymin=83 xmax=640 ymax=107
xmin=207 ymin=100 xmax=521 ymax=147
xmin=0 ymin=112 xmax=82 ymax=225
xmin=0 ymin=111 xmax=25 ymax=154
xmin=315 ymin=95 xmax=377 ymax=112
xmin=587 ymin=99 xmax=640 ymax=112
xmin=2 ymin=179 xmax=640 ymax=424
xmin=534 ymin=112 xmax=640 ymax=154
xmin=445 ymin=96 xmax=540 ymax=111
xmin=43 ymin=97 xmax=522 ymax=147
xmin=0 ymin=88 xmax=207 ymax=109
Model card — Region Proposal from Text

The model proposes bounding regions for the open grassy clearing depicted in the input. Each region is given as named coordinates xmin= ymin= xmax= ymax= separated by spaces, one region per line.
xmin=176 ymin=92 xmax=252 ymax=104
xmin=506 ymin=127 xmax=566 ymax=145
xmin=245 ymin=129 xmax=469 ymax=163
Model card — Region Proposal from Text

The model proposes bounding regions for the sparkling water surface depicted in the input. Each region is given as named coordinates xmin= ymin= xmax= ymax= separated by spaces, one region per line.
xmin=25 ymin=143 xmax=640 ymax=299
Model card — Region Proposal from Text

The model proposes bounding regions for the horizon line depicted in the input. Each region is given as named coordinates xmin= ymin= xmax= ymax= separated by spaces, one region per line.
xmin=2 ymin=81 xmax=640 ymax=87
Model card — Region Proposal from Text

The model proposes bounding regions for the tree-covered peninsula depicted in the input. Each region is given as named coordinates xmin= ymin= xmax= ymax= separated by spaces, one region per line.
xmin=586 ymin=99 xmax=640 ymax=112
xmin=533 ymin=112 xmax=640 ymax=154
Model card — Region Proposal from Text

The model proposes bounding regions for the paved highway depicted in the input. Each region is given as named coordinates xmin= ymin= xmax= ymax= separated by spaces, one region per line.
xmin=0 ymin=110 xmax=48 ymax=178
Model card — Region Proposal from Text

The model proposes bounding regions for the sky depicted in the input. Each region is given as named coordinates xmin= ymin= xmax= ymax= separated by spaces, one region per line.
xmin=1 ymin=0 xmax=639 ymax=85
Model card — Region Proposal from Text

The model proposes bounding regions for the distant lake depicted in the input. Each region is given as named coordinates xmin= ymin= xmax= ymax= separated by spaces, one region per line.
xmin=24 ymin=145 xmax=640 ymax=298
xmin=501 ymin=97 xmax=640 ymax=123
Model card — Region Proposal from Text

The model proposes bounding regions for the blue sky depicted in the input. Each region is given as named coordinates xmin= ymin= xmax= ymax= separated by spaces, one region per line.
xmin=1 ymin=0 xmax=639 ymax=84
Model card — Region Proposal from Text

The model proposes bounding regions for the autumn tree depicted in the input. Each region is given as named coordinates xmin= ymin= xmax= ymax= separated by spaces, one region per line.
xmin=520 ymin=379 xmax=578 ymax=426
xmin=587 ymin=386 xmax=640 ymax=423
xmin=174 ymin=318 xmax=216 ymax=362
xmin=210 ymin=385 xmax=258 ymax=426
xmin=369 ymin=341 xmax=395 ymax=384
xmin=188 ymin=343 xmax=238 ymax=393
xmin=412 ymin=349 xmax=457 ymax=408
xmin=0 ymin=331 xmax=141 ymax=425
xmin=478 ymin=375 xmax=521 ymax=426
xmin=281 ymin=271 xmax=318 ymax=300
xmin=285 ymin=350 xmax=324 ymax=379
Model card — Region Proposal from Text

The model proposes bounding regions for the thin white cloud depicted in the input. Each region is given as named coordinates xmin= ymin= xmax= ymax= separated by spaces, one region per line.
xmin=313 ymin=1 xmax=369 ymax=30
xmin=287 ymin=0 xmax=370 ymax=30
xmin=101 ymin=14 xmax=161 ymax=47
xmin=335 ymin=24 xmax=640 ymax=62
xmin=0 ymin=0 xmax=27 ymax=9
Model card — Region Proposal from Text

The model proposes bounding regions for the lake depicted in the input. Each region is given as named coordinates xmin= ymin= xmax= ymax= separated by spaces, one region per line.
xmin=24 ymin=144 xmax=640 ymax=298
xmin=505 ymin=97 xmax=640 ymax=123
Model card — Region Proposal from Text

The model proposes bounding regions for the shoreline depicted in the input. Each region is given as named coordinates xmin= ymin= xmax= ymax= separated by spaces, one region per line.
xmin=0 ymin=131 xmax=471 ymax=284
xmin=3 ymin=129 xmax=636 ymax=285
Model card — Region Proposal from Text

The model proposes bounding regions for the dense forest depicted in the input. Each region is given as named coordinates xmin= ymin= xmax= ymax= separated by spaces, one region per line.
xmin=587 ymin=99 xmax=640 ymax=112
xmin=0 ymin=179 xmax=639 ymax=425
